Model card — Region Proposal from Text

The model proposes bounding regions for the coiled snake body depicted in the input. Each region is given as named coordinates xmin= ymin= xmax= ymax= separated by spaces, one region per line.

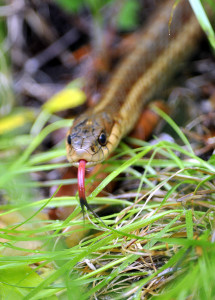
xmin=66 ymin=0 xmax=203 ymax=218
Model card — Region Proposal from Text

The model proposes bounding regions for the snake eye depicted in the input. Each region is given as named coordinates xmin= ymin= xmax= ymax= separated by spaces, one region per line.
xmin=67 ymin=135 xmax=72 ymax=145
xmin=98 ymin=132 xmax=107 ymax=146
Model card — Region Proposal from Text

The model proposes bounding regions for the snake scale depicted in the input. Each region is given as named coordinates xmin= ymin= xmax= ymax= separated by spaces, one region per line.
xmin=66 ymin=0 xmax=204 ymax=218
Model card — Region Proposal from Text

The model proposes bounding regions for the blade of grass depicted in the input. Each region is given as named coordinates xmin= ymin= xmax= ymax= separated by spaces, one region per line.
xmin=189 ymin=0 xmax=215 ymax=52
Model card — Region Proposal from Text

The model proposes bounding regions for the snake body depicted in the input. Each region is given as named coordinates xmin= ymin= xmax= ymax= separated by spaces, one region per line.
xmin=66 ymin=0 xmax=203 ymax=167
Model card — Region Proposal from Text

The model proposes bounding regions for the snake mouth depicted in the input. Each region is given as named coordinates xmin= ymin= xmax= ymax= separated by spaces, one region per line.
xmin=70 ymin=157 xmax=105 ymax=168
xmin=66 ymin=146 xmax=106 ymax=168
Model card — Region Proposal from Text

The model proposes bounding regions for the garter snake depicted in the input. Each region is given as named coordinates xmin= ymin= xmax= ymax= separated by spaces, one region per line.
xmin=65 ymin=0 xmax=204 ymax=218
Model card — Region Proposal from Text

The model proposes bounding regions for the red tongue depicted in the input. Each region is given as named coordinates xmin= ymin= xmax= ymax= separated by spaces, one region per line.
xmin=78 ymin=159 xmax=86 ymax=215
xmin=77 ymin=159 xmax=106 ymax=225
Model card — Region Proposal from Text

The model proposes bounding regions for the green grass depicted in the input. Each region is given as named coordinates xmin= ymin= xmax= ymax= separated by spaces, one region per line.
xmin=0 ymin=15 xmax=14 ymax=115
xmin=189 ymin=0 xmax=215 ymax=52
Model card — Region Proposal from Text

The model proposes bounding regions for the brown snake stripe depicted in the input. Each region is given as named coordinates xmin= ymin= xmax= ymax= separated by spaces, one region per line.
xmin=66 ymin=0 xmax=203 ymax=168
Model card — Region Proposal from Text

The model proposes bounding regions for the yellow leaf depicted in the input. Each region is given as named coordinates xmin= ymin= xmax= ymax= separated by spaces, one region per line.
xmin=0 ymin=111 xmax=34 ymax=134
xmin=44 ymin=88 xmax=86 ymax=113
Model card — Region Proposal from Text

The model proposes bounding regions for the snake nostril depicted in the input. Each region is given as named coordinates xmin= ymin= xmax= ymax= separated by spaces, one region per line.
xmin=91 ymin=146 xmax=95 ymax=152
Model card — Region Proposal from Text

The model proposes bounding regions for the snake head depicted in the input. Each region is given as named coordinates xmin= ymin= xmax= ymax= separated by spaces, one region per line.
xmin=66 ymin=111 xmax=115 ymax=167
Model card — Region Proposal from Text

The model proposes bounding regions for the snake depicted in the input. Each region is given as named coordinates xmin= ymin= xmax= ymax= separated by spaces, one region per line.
xmin=66 ymin=0 xmax=204 ymax=219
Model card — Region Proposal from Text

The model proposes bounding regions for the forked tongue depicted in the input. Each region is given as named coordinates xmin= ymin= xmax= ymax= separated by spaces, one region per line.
xmin=78 ymin=159 xmax=105 ymax=225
